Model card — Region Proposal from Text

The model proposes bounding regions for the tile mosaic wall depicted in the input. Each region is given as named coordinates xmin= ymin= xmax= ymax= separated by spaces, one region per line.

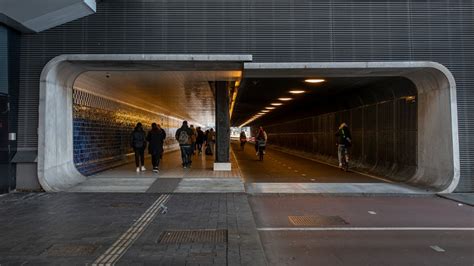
xmin=73 ymin=89 xmax=181 ymax=175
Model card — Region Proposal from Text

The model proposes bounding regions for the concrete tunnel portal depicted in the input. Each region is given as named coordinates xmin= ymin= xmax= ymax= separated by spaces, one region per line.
xmin=38 ymin=55 xmax=459 ymax=193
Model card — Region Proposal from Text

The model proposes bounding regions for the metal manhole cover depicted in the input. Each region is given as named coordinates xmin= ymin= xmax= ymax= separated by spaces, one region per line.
xmin=288 ymin=215 xmax=349 ymax=226
xmin=46 ymin=244 xmax=98 ymax=256
xmin=110 ymin=202 xmax=143 ymax=208
xmin=158 ymin=229 xmax=228 ymax=244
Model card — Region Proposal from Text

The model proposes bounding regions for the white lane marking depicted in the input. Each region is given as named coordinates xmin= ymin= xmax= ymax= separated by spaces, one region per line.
xmin=430 ymin=245 xmax=446 ymax=252
xmin=288 ymin=167 xmax=292 ymax=169
xmin=92 ymin=194 xmax=170 ymax=266
xmin=301 ymin=174 xmax=306 ymax=177
xmin=368 ymin=211 xmax=377 ymax=215
xmin=257 ymin=227 xmax=474 ymax=231
xmin=294 ymin=170 xmax=298 ymax=173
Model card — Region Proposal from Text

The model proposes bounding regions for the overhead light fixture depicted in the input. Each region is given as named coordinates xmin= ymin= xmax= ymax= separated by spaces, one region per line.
xmin=278 ymin=97 xmax=293 ymax=101
xmin=265 ymin=107 xmax=276 ymax=110
xmin=289 ymin=90 xmax=305 ymax=94
xmin=262 ymin=110 xmax=270 ymax=113
xmin=271 ymin=103 xmax=283 ymax=106
xmin=305 ymin=79 xmax=325 ymax=83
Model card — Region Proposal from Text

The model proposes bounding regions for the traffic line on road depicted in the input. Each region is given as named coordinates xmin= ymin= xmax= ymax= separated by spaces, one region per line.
xmin=430 ymin=245 xmax=446 ymax=252
xmin=92 ymin=194 xmax=170 ymax=266
xmin=257 ymin=227 xmax=474 ymax=231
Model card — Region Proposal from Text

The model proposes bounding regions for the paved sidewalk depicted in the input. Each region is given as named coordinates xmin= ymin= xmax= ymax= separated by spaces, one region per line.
xmin=68 ymin=150 xmax=244 ymax=193
xmin=0 ymin=193 xmax=266 ymax=265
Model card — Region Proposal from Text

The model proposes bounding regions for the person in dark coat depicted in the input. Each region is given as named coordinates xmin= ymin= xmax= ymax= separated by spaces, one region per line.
xmin=175 ymin=121 xmax=194 ymax=168
xmin=131 ymin=122 xmax=147 ymax=173
xmin=196 ymin=127 xmax=205 ymax=154
xmin=147 ymin=123 xmax=166 ymax=173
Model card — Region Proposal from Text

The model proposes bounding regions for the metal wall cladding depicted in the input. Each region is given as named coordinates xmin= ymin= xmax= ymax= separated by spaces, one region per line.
xmin=18 ymin=0 xmax=473 ymax=191
xmin=266 ymin=98 xmax=418 ymax=182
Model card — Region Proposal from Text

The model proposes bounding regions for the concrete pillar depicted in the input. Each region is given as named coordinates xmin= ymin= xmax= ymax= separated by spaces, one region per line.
xmin=214 ymin=81 xmax=231 ymax=171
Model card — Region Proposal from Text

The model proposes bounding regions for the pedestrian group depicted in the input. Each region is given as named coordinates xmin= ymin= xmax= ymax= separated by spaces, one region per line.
xmin=130 ymin=121 xmax=217 ymax=172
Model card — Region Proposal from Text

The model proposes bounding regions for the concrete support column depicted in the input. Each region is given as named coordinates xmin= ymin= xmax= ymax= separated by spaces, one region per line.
xmin=214 ymin=81 xmax=231 ymax=171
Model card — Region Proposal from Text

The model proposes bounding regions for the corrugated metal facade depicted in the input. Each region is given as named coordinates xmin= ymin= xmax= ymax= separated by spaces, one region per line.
xmin=17 ymin=0 xmax=473 ymax=191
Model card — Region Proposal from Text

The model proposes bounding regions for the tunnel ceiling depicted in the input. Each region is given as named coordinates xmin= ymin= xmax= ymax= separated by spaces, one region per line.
xmin=75 ymin=70 xmax=241 ymax=126
xmin=231 ymin=76 xmax=416 ymax=127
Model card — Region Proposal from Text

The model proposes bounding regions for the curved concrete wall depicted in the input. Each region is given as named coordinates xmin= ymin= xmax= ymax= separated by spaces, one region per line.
xmin=39 ymin=57 xmax=458 ymax=192
xmin=244 ymin=62 xmax=459 ymax=192
xmin=38 ymin=54 xmax=251 ymax=191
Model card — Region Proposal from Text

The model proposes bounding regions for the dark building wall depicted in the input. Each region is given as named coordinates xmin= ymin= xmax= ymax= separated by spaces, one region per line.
xmin=16 ymin=0 xmax=474 ymax=191
xmin=0 ymin=25 xmax=19 ymax=193
xmin=73 ymin=89 xmax=180 ymax=175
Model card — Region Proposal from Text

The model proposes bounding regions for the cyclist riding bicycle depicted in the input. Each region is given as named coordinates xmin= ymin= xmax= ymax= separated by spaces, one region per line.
xmin=335 ymin=122 xmax=352 ymax=170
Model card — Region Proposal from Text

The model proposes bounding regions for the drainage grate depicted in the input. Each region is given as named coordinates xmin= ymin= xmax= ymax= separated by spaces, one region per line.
xmin=46 ymin=244 xmax=98 ymax=257
xmin=288 ymin=215 xmax=349 ymax=226
xmin=110 ymin=202 xmax=143 ymax=208
xmin=158 ymin=229 xmax=228 ymax=244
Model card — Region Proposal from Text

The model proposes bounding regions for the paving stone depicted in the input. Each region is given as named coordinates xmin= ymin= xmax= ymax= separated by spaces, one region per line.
xmin=0 ymin=193 xmax=266 ymax=265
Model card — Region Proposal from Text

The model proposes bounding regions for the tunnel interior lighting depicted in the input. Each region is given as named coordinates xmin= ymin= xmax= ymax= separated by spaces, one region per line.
xmin=265 ymin=106 xmax=276 ymax=110
xmin=262 ymin=110 xmax=270 ymax=113
xmin=271 ymin=102 xmax=283 ymax=106
xmin=305 ymin=79 xmax=325 ymax=83
xmin=278 ymin=97 xmax=293 ymax=101
xmin=289 ymin=90 xmax=305 ymax=94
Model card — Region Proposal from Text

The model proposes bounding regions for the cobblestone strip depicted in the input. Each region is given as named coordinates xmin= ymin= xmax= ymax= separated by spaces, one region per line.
xmin=92 ymin=194 xmax=170 ymax=266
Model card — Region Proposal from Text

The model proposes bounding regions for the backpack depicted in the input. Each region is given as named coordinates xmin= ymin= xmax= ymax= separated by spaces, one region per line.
xmin=133 ymin=131 xmax=145 ymax=148
xmin=178 ymin=130 xmax=190 ymax=145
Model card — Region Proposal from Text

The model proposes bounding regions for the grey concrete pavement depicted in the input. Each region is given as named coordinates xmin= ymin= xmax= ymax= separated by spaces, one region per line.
xmin=0 ymin=193 xmax=266 ymax=265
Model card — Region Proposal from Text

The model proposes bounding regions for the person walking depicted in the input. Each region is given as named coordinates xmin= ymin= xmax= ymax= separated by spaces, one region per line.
xmin=175 ymin=121 xmax=194 ymax=168
xmin=255 ymin=126 xmax=267 ymax=156
xmin=131 ymin=122 xmax=147 ymax=173
xmin=240 ymin=131 xmax=247 ymax=150
xmin=207 ymin=128 xmax=216 ymax=155
xmin=335 ymin=122 xmax=352 ymax=170
xmin=196 ymin=127 xmax=205 ymax=154
xmin=190 ymin=124 xmax=197 ymax=155
xmin=147 ymin=123 xmax=166 ymax=173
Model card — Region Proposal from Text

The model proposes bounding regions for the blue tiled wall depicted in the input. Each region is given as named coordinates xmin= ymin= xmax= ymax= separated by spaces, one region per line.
xmin=73 ymin=89 xmax=180 ymax=176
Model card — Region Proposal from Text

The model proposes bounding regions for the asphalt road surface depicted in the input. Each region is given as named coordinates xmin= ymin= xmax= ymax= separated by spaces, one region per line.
xmin=232 ymin=141 xmax=383 ymax=183
xmin=250 ymin=194 xmax=474 ymax=266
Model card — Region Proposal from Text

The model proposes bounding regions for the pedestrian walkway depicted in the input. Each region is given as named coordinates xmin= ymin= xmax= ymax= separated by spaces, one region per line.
xmin=0 ymin=193 xmax=266 ymax=265
xmin=68 ymin=149 xmax=244 ymax=193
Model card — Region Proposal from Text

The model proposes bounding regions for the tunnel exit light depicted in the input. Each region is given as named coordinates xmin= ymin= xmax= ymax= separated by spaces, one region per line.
xmin=305 ymin=79 xmax=325 ymax=83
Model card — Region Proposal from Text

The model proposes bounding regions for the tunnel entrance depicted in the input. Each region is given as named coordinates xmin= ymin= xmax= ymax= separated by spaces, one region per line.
xmin=233 ymin=62 xmax=459 ymax=193
xmin=38 ymin=54 xmax=251 ymax=192
xmin=72 ymin=71 xmax=223 ymax=176
xmin=39 ymin=57 xmax=458 ymax=193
